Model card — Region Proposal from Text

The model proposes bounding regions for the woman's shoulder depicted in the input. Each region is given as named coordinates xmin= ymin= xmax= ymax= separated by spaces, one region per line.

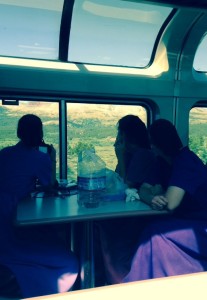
xmin=179 ymin=146 xmax=198 ymax=157
xmin=172 ymin=147 xmax=207 ymax=180
xmin=11 ymin=142 xmax=51 ymax=162
xmin=0 ymin=144 xmax=16 ymax=155
xmin=177 ymin=146 xmax=205 ymax=166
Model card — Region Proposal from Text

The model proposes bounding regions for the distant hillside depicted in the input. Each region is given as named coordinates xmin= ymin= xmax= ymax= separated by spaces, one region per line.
xmin=1 ymin=102 xmax=206 ymax=128
xmin=4 ymin=102 xmax=206 ymax=123
xmin=0 ymin=102 xmax=207 ymax=173
xmin=189 ymin=107 xmax=207 ymax=124
xmin=4 ymin=102 xmax=147 ymax=125
xmin=1 ymin=102 xmax=206 ymax=142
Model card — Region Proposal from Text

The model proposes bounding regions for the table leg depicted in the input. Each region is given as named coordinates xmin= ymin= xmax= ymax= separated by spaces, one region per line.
xmin=71 ymin=221 xmax=95 ymax=289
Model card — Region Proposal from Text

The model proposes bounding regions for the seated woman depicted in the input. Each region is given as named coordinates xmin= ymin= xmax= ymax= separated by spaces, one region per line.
xmin=123 ymin=119 xmax=207 ymax=283
xmin=96 ymin=115 xmax=156 ymax=285
xmin=0 ymin=114 xmax=57 ymax=198
xmin=114 ymin=114 xmax=155 ymax=188
xmin=0 ymin=114 xmax=79 ymax=298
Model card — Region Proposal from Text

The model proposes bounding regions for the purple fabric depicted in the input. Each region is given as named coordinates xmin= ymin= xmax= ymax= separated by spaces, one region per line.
xmin=0 ymin=194 xmax=79 ymax=298
xmin=0 ymin=143 xmax=79 ymax=297
xmin=100 ymin=147 xmax=207 ymax=285
xmin=98 ymin=149 xmax=156 ymax=284
xmin=97 ymin=216 xmax=151 ymax=284
xmin=122 ymin=147 xmax=207 ymax=283
xmin=0 ymin=142 xmax=52 ymax=199
xmin=123 ymin=218 xmax=207 ymax=282
xmin=169 ymin=147 xmax=207 ymax=213
xmin=169 ymin=147 xmax=207 ymax=194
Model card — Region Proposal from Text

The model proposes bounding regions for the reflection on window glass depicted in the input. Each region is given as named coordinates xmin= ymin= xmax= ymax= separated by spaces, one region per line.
xmin=0 ymin=0 xmax=63 ymax=59
xmin=193 ymin=34 xmax=207 ymax=72
xmin=0 ymin=101 xmax=60 ymax=176
xmin=69 ymin=0 xmax=172 ymax=67
xmin=67 ymin=103 xmax=147 ymax=180
xmin=189 ymin=107 xmax=207 ymax=163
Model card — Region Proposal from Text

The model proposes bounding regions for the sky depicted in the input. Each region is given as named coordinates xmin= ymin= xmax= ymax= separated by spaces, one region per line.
xmin=0 ymin=0 xmax=172 ymax=68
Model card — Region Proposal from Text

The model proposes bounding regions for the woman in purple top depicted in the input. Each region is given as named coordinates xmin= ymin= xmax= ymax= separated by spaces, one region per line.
xmin=0 ymin=114 xmax=78 ymax=298
xmin=123 ymin=119 xmax=207 ymax=283
xmin=97 ymin=115 xmax=156 ymax=285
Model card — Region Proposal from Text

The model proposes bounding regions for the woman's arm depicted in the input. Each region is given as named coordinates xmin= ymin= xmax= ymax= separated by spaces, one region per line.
xmin=150 ymin=186 xmax=185 ymax=211
xmin=165 ymin=186 xmax=185 ymax=211
xmin=139 ymin=182 xmax=164 ymax=206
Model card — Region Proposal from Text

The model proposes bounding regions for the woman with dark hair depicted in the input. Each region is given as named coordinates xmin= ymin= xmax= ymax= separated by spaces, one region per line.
xmin=96 ymin=115 xmax=156 ymax=285
xmin=139 ymin=118 xmax=184 ymax=208
xmin=0 ymin=114 xmax=56 ymax=198
xmin=122 ymin=119 xmax=207 ymax=283
xmin=0 ymin=114 xmax=78 ymax=298
xmin=17 ymin=113 xmax=44 ymax=147
xmin=114 ymin=115 xmax=155 ymax=188
xmin=149 ymin=118 xmax=183 ymax=157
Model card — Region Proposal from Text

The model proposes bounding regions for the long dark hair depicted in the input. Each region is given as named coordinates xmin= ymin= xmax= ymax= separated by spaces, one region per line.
xmin=149 ymin=119 xmax=183 ymax=157
xmin=17 ymin=114 xmax=43 ymax=147
xmin=118 ymin=114 xmax=150 ymax=149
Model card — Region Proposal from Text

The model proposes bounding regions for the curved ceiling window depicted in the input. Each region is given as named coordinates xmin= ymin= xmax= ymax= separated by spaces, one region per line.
xmin=0 ymin=0 xmax=64 ymax=60
xmin=69 ymin=0 xmax=172 ymax=67
xmin=193 ymin=34 xmax=207 ymax=72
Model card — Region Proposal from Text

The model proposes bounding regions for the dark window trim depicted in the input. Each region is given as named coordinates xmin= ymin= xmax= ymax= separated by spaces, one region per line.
xmin=59 ymin=0 xmax=75 ymax=61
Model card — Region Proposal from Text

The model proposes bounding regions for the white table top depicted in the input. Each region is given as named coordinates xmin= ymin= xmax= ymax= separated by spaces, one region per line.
xmin=16 ymin=192 xmax=168 ymax=226
xmin=23 ymin=272 xmax=207 ymax=300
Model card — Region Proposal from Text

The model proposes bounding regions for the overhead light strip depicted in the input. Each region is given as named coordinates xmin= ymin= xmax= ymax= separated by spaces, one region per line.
xmin=0 ymin=57 xmax=79 ymax=71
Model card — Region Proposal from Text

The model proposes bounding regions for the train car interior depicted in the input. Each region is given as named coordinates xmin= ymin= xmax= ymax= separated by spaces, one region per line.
xmin=0 ymin=0 xmax=207 ymax=299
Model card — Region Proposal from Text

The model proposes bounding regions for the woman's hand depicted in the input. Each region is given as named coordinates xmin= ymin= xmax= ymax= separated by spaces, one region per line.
xmin=151 ymin=186 xmax=185 ymax=211
xmin=151 ymin=195 xmax=168 ymax=210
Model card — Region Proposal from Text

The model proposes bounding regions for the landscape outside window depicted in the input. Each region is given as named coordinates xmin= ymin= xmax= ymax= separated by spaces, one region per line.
xmin=0 ymin=101 xmax=59 ymax=174
xmin=1 ymin=101 xmax=206 ymax=182
xmin=66 ymin=104 xmax=207 ymax=181
xmin=189 ymin=107 xmax=207 ymax=164
xmin=67 ymin=103 xmax=147 ymax=180
xmin=0 ymin=101 xmax=147 ymax=181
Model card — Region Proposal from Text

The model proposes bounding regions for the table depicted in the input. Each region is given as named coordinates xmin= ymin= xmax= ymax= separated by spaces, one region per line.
xmin=16 ymin=192 xmax=168 ymax=225
xmin=15 ymin=192 xmax=168 ymax=289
